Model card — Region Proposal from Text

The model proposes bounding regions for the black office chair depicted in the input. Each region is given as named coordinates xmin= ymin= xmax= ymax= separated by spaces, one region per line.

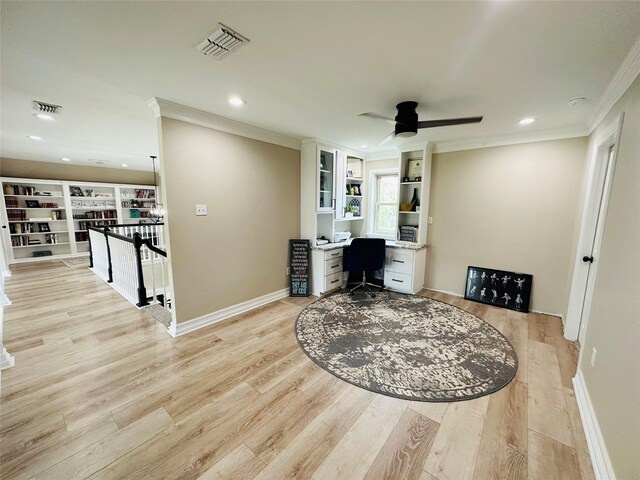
xmin=344 ymin=238 xmax=386 ymax=294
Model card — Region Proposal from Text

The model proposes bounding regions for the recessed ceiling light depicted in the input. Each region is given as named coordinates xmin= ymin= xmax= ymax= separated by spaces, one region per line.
xmin=35 ymin=113 xmax=55 ymax=121
xmin=360 ymin=144 xmax=368 ymax=149
xmin=28 ymin=135 xmax=43 ymax=141
xmin=61 ymin=157 xmax=71 ymax=162
xmin=121 ymin=163 xmax=128 ymax=168
xmin=228 ymin=96 xmax=246 ymax=107
xmin=518 ymin=117 xmax=536 ymax=126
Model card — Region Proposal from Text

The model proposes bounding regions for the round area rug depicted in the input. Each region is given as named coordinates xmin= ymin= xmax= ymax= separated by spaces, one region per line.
xmin=295 ymin=291 xmax=517 ymax=402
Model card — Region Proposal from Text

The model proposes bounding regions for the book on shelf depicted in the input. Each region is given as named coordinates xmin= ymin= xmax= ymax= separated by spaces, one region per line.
xmin=4 ymin=196 xmax=18 ymax=208
xmin=7 ymin=210 xmax=27 ymax=221
xmin=399 ymin=225 xmax=418 ymax=243
xmin=7 ymin=184 xmax=36 ymax=196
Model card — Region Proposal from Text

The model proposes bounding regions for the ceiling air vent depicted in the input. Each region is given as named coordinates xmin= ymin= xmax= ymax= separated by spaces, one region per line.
xmin=196 ymin=23 xmax=249 ymax=60
xmin=33 ymin=100 xmax=62 ymax=115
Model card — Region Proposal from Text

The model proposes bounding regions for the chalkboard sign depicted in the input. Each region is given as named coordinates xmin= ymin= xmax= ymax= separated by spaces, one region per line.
xmin=289 ymin=239 xmax=310 ymax=297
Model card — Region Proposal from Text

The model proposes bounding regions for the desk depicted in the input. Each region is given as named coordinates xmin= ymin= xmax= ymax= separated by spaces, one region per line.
xmin=310 ymin=239 xmax=427 ymax=296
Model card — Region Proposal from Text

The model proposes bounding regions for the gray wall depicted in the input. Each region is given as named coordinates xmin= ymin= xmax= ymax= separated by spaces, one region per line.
xmin=159 ymin=117 xmax=300 ymax=324
xmin=1 ymin=157 xmax=153 ymax=185
xmin=425 ymin=138 xmax=588 ymax=315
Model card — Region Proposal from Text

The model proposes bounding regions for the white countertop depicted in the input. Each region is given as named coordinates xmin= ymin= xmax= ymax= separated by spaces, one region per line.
xmin=313 ymin=238 xmax=427 ymax=251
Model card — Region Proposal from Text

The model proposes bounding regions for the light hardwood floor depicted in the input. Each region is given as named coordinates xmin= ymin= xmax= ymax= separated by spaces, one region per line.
xmin=1 ymin=260 xmax=595 ymax=480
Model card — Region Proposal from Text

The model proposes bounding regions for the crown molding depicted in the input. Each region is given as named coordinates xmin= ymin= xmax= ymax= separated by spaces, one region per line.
xmin=148 ymin=98 xmax=302 ymax=151
xmin=432 ymin=126 xmax=589 ymax=154
xmin=301 ymin=137 xmax=367 ymax=158
xmin=364 ymin=150 xmax=398 ymax=161
xmin=589 ymin=33 xmax=640 ymax=133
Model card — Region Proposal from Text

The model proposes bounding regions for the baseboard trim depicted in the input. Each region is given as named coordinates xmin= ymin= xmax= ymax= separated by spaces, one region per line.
xmin=1 ymin=347 xmax=15 ymax=370
xmin=573 ymin=369 xmax=616 ymax=480
xmin=169 ymin=288 xmax=290 ymax=337
xmin=424 ymin=288 xmax=563 ymax=319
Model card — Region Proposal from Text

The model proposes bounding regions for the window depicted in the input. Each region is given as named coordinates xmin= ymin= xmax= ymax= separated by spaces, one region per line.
xmin=373 ymin=173 xmax=398 ymax=236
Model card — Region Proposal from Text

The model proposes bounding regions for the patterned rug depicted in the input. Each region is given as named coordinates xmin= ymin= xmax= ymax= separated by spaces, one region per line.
xmin=295 ymin=291 xmax=517 ymax=402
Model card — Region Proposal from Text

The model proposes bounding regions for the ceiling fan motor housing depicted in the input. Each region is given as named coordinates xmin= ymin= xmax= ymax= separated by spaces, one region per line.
xmin=395 ymin=101 xmax=419 ymax=137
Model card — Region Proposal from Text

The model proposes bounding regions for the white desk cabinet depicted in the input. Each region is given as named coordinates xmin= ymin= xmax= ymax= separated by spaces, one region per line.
xmin=311 ymin=248 xmax=343 ymax=296
xmin=383 ymin=247 xmax=426 ymax=294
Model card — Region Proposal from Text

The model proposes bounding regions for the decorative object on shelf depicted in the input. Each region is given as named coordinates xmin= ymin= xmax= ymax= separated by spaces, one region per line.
xmin=400 ymin=200 xmax=415 ymax=211
xmin=402 ymin=176 xmax=410 ymax=183
xmin=85 ymin=189 xmax=94 ymax=197
xmin=45 ymin=233 xmax=58 ymax=244
xmin=348 ymin=198 xmax=361 ymax=216
xmin=414 ymin=176 xmax=422 ymax=182
xmin=349 ymin=186 xmax=355 ymax=195
xmin=411 ymin=188 xmax=419 ymax=211
xmin=347 ymin=170 xmax=354 ymax=178
xmin=4 ymin=185 xmax=13 ymax=195
xmin=464 ymin=266 xmax=533 ymax=312
xmin=25 ymin=200 xmax=40 ymax=208
xmin=130 ymin=209 xmax=141 ymax=218
xmin=354 ymin=185 xmax=361 ymax=196
xmin=69 ymin=186 xmax=84 ymax=197
xmin=37 ymin=223 xmax=50 ymax=232
xmin=344 ymin=206 xmax=353 ymax=219
xmin=320 ymin=155 xmax=327 ymax=170
xmin=33 ymin=250 xmax=53 ymax=257
xmin=148 ymin=155 xmax=164 ymax=224
xmin=407 ymin=159 xmax=422 ymax=181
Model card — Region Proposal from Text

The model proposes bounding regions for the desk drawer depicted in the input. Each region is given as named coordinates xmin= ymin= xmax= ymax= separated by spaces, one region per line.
xmin=384 ymin=271 xmax=412 ymax=293
xmin=324 ymin=272 xmax=342 ymax=292
xmin=324 ymin=249 xmax=343 ymax=261
xmin=325 ymin=258 xmax=343 ymax=276
xmin=385 ymin=249 xmax=413 ymax=275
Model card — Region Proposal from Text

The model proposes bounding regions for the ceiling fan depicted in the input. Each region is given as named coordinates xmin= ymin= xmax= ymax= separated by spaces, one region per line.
xmin=360 ymin=101 xmax=483 ymax=144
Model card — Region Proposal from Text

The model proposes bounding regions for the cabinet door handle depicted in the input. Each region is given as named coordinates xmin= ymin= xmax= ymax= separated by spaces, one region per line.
xmin=330 ymin=252 xmax=340 ymax=257
xmin=392 ymin=278 xmax=404 ymax=283
xmin=331 ymin=264 xmax=339 ymax=268
xmin=330 ymin=279 xmax=340 ymax=284
xmin=392 ymin=260 xmax=405 ymax=263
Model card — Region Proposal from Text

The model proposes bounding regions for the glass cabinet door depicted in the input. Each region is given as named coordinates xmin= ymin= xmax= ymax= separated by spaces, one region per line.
xmin=317 ymin=149 xmax=335 ymax=211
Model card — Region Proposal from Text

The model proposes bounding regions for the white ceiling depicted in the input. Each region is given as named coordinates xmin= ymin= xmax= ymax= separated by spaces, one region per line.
xmin=1 ymin=1 xmax=639 ymax=171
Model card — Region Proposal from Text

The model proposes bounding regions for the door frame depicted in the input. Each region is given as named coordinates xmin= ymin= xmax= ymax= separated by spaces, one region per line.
xmin=565 ymin=113 xmax=624 ymax=342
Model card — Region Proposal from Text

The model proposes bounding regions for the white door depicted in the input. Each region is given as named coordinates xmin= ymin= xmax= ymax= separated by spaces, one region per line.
xmin=565 ymin=113 xmax=623 ymax=343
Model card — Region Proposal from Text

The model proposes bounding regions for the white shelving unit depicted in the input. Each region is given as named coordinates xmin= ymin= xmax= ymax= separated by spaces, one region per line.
xmin=0 ymin=178 xmax=155 ymax=264
xmin=118 ymin=186 xmax=156 ymax=224
xmin=396 ymin=143 xmax=432 ymax=246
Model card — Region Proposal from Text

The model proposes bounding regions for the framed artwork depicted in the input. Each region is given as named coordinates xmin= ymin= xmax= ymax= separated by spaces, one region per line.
xmin=25 ymin=200 xmax=40 ymax=208
xmin=69 ymin=186 xmax=84 ymax=197
xmin=38 ymin=223 xmax=51 ymax=232
xmin=406 ymin=159 xmax=422 ymax=181
xmin=464 ymin=266 xmax=532 ymax=312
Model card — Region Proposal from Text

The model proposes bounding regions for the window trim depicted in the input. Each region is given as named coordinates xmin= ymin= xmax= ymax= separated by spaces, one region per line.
xmin=367 ymin=167 xmax=398 ymax=240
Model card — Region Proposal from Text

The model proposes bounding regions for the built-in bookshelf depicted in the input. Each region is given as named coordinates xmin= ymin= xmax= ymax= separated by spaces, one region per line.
xmin=119 ymin=186 xmax=156 ymax=224
xmin=1 ymin=178 xmax=155 ymax=263
xmin=396 ymin=144 xmax=432 ymax=245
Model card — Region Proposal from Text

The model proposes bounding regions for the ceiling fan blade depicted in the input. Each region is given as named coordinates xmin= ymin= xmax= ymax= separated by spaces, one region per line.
xmin=359 ymin=112 xmax=396 ymax=124
xmin=417 ymin=116 xmax=483 ymax=129
xmin=378 ymin=131 xmax=395 ymax=145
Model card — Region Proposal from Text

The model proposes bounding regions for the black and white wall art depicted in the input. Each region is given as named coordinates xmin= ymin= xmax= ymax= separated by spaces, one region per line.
xmin=464 ymin=266 xmax=532 ymax=312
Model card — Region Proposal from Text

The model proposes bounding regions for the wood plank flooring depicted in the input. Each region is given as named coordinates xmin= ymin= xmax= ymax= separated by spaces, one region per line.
xmin=0 ymin=261 xmax=595 ymax=479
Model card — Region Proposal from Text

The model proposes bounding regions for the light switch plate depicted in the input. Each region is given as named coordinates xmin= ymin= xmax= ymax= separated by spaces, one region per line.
xmin=195 ymin=204 xmax=207 ymax=216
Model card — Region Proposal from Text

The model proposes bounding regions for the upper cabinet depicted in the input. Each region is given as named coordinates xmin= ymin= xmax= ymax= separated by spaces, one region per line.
xmin=301 ymin=140 xmax=367 ymax=246
xmin=317 ymin=148 xmax=336 ymax=212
